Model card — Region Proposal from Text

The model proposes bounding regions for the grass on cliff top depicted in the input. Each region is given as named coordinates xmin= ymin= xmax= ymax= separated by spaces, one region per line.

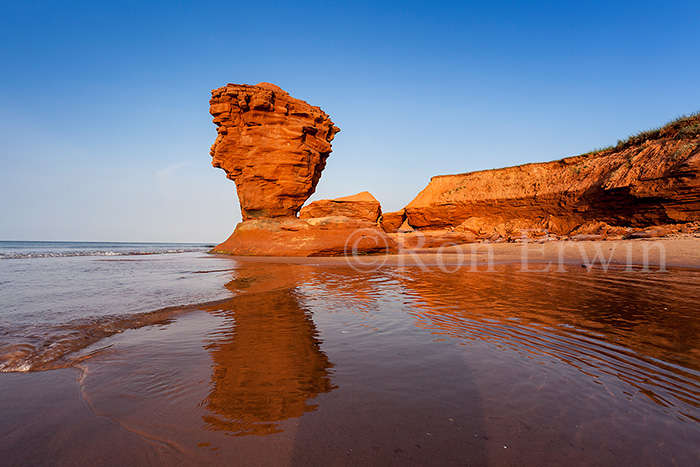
xmin=582 ymin=110 xmax=700 ymax=156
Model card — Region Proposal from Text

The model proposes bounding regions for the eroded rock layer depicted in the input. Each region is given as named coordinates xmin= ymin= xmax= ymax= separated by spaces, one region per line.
xmin=210 ymin=82 xmax=339 ymax=219
xmin=405 ymin=115 xmax=700 ymax=238
xmin=299 ymin=191 xmax=381 ymax=222
xmin=379 ymin=209 xmax=407 ymax=233
xmin=212 ymin=217 xmax=396 ymax=257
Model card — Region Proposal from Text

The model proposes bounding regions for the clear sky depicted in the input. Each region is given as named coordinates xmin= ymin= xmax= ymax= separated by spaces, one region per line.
xmin=1 ymin=0 xmax=699 ymax=242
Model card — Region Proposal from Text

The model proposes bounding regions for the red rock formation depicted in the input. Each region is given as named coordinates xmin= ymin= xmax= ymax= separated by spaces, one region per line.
xmin=212 ymin=217 xmax=395 ymax=257
xmin=210 ymin=82 xmax=339 ymax=219
xmin=405 ymin=114 xmax=700 ymax=239
xmin=209 ymin=83 xmax=395 ymax=256
xmin=299 ymin=191 xmax=381 ymax=222
xmin=390 ymin=230 xmax=478 ymax=249
xmin=379 ymin=209 xmax=406 ymax=233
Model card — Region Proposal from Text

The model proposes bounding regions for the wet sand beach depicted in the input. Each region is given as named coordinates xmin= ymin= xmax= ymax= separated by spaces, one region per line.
xmin=1 ymin=238 xmax=700 ymax=465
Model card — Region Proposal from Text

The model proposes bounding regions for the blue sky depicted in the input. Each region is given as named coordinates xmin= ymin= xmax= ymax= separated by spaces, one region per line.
xmin=1 ymin=0 xmax=699 ymax=242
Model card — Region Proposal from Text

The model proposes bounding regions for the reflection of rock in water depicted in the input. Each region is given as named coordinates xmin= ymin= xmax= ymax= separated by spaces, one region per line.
xmin=202 ymin=287 xmax=335 ymax=436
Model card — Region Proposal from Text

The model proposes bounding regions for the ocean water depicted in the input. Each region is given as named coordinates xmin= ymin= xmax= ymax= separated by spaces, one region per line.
xmin=2 ymin=244 xmax=700 ymax=464
xmin=0 ymin=240 xmax=210 ymax=259
xmin=0 ymin=241 xmax=234 ymax=372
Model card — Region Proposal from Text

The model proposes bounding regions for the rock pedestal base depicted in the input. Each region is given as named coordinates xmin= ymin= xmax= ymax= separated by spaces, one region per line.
xmin=212 ymin=217 xmax=396 ymax=257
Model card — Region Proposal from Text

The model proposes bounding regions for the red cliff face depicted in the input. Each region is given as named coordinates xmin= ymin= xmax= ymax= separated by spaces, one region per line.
xmin=210 ymin=82 xmax=339 ymax=219
xmin=404 ymin=114 xmax=700 ymax=239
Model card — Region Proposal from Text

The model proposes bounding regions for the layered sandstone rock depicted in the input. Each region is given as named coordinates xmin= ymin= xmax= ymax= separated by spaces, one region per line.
xmin=210 ymin=82 xmax=339 ymax=219
xmin=212 ymin=217 xmax=395 ymax=257
xmin=379 ymin=209 xmax=407 ymax=233
xmin=209 ymin=83 xmax=395 ymax=256
xmin=299 ymin=191 xmax=381 ymax=222
xmin=405 ymin=114 xmax=700 ymax=240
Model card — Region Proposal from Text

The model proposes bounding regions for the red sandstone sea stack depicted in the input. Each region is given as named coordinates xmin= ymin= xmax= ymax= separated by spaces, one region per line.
xmin=210 ymin=82 xmax=338 ymax=219
xmin=209 ymin=83 xmax=395 ymax=256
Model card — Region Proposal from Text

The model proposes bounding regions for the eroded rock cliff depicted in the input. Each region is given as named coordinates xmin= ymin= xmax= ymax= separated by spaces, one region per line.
xmin=403 ymin=114 xmax=700 ymax=240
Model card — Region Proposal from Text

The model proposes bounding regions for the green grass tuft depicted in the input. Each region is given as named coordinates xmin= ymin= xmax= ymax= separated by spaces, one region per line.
xmin=677 ymin=121 xmax=700 ymax=139
xmin=582 ymin=110 xmax=700 ymax=155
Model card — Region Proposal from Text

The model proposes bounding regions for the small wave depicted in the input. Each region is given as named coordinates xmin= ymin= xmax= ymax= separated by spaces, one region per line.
xmin=0 ymin=297 xmax=233 ymax=373
xmin=0 ymin=249 xmax=204 ymax=260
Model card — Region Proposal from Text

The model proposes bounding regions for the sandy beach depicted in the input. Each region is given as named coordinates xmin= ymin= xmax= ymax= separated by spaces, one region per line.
xmin=227 ymin=236 xmax=700 ymax=269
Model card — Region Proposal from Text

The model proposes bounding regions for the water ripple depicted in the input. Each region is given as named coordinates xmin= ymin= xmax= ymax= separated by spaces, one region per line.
xmin=298 ymin=265 xmax=700 ymax=422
